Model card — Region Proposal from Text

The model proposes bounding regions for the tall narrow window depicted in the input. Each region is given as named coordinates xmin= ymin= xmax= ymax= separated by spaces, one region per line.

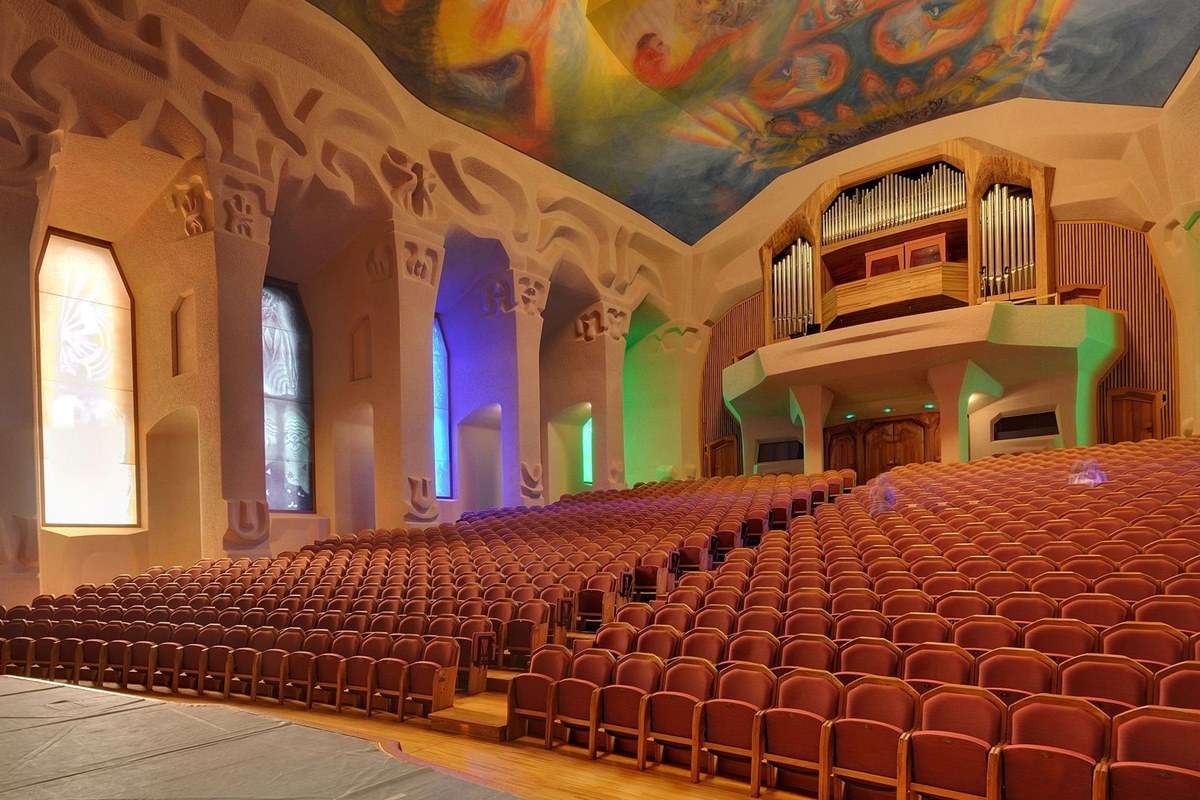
xmin=262 ymin=282 xmax=314 ymax=512
xmin=432 ymin=316 xmax=452 ymax=498
xmin=37 ymin=232 xmax=138 ymax=525
xmin=581 ymin=417 xmax=593 ymax=485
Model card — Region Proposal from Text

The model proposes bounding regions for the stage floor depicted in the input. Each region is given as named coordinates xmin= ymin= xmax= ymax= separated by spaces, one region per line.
xmin=0 ymin=675 xmax=511 ymax=800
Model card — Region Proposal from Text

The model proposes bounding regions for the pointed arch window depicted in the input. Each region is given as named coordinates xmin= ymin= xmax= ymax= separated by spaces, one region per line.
xmin=37 ymin=231 xmax=139 ymax=526
xmin=433 ymin=316 xmax=452 ymax=498
xmin=262 ymin=282 xmax=314 ymax=512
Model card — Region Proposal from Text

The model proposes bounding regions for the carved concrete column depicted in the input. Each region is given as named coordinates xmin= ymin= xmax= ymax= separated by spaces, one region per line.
xmin=573 ymin=298 xmax=631 ymax=490
xmin=392 ymin=222 xmax=445 ymax=525
xmin=465 ymin=258 xmax=549 ymax=508
xmin=0 ymin=131 xmax=57 ymax=605
xmin=208 ymin=165 xmax=277 ymax=552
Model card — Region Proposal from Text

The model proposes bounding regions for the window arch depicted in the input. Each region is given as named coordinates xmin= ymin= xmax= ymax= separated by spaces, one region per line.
xmin=432 ymin=316 xmax=452 ymax=498
xmin=262 ymin=282 xmax=314 ymax=512
xmin=581 ymin=416 xmax=593 ymax=486
xmin=37 ymin=231 xmax=139 ymax=525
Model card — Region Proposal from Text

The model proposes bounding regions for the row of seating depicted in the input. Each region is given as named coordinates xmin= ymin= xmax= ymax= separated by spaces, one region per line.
xmin=0 ymin=624 xmax=464 ymax=717
xmin=507 ymin=647 xmax=1200 ymax=800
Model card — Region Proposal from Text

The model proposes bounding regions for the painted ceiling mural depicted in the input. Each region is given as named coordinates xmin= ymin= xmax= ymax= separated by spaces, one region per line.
xmin=308 ymin=0 xmax=1200 ymax=243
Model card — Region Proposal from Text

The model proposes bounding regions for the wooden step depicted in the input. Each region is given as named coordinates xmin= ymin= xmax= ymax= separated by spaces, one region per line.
xmin=485 ymin=668 xmax=522 ymax=693
xmin=429 ymin=691 xmax=509 ymax=741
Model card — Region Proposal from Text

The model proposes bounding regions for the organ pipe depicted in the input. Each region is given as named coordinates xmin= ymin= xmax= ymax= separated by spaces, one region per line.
xmin=771 ymin=238 xmax=815 ymax=339
xmin=980 ymin=184 xmax=1036 ymax=298
xmin=821 ymin=162 xmax=966 ymax=245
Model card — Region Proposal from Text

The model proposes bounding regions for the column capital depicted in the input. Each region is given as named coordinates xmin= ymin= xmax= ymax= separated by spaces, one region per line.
xmin=574 ymin=298 xmax=631 ymax=342
xmin=479 ymin=267 xmax=549 ymax=318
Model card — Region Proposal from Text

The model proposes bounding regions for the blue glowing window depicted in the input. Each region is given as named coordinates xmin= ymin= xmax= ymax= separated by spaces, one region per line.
xmin=582 ymin=417 xmax=593 ymax=485
xmin=262 ymin=282 xmax=314 ymax=513
xmin=433 ymin=316 xmax=452 ymax=498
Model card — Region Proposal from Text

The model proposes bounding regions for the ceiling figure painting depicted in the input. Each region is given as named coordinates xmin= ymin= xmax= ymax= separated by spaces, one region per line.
xmin=309 ymin=0 xmax=1200 ymax=244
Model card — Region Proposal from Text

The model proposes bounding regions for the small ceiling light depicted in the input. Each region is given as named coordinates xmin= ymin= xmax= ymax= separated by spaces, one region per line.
xmin=845 ymin=412 xmax=857 ymax=420
xmin=923 ymin=402 xmax=936 ymax=410
xmin=883 ymin=406 xmax=894 ymax=414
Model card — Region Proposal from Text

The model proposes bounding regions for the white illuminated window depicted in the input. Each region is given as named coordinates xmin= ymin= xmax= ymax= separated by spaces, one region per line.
xmin=37 ymin=232 xmax=139 ymax=526
xmin=262 ymin=282 xmax=314 ymax=512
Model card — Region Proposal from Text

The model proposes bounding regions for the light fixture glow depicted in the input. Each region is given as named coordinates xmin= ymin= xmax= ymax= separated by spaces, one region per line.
xmin=844 ymin=412 xmax=857 ymax=420
xmin=883 ymin=406 xmax=894 ymax=414
xmin=923 ymin=402 xmax=937 ymax=410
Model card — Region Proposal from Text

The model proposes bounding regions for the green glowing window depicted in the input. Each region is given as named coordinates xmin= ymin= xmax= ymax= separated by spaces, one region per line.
xmin=581 ymin=417 xmax=593 ymax=485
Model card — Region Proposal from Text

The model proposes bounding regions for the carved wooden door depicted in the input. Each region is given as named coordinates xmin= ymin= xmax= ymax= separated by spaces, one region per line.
xmin=861 ymin=419 xmax=929 ymax=481
xmin=892 ymin=420 xmax=927 ymax=467
xmin=825 ymin=426 xmax=858 ymax=475
xmin=862 ymin=423 xmax=894 ymax=482
xmin=1108 ymin=389 xmax=1161 ymax=443
xmin=705 ymin=436 xmax=739 ymax=477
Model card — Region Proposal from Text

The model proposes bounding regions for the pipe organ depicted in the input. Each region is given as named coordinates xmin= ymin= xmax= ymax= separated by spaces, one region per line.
xmin=980 ymin=184 xmax=1036 ymax=298
xmin=821 ymin=162 xmax=966 ymax=245
xmin=770 ymin=239 xmax=815 ymax=339
xmin=761 ymin=140 xmax=1055 ymax=343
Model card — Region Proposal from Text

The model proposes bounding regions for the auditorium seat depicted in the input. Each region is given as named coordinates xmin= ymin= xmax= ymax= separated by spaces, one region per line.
xmin=1001 ymin=694 xmax=1109 ymax=800
xmin=753 ymin=667 xmax=843 ymax=798
xmin=828 ymin=676 xmax=919 ymax=798
xmin=690 ymin=662 xmax=775 ymax=783
xmin=1108 ymin=706 xmax=1200 ymax=800
xmin=903 ymin=685 xmax=1006 ymax=800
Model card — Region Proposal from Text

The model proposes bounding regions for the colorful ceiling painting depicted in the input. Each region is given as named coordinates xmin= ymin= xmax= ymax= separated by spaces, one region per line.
xmin=308 ymin=0 xmax=1200 ymax=243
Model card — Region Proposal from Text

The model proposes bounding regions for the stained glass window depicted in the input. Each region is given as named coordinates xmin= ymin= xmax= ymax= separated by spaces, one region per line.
xmin=433 ymin=316 xmax=452 ymax=498
xmin=262 ymin=283 xmax=314 ymax=512
xmin=582 ymin=417 xmax=593 ymax=485
xmin=38 ymin=233 xmax=138 ymax=525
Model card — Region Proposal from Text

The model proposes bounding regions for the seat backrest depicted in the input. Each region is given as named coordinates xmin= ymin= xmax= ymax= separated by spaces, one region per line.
xmin=714 ymin=662 xmax=775 ymax=708
xmin=1009 ymin=695 xmax=1109 ymax=760
xmin=775 ymin=667 xmax=843 ymax=718
xmin=838 ymin=637 xmax=901 ymax=677
xmin=330 ymin=632 xmax=360 ymax=657
xmin=976 ymin=647 xmax=1057 ymax=694
xmin=1059 ymin=653 xmax=1153 ymax=708
xmin=679 ymin=626 xmax=727 ymax=663
xmin=693 ymin=604 xmax=736 ymax=634
xmin=613 ymin=652 xmax=664 ymax=693
xmin=919 ymin=685 xmax=1005 ymax=742
xmin=1112 ymin=706 xmax=1200 ymax=771
xmin=661 ymin=655 xmax=718 ymax=701
xmin=1022 ymin=618 xmax=1099 ymax=657
xmin=635 ymin=625 xmax=681 ymax=661
xmin=1059 ymin=593 xmax=1130 ymax=628
xmin=570 ymin=648 xmax=617 ymax=685
xmin=725 ymin=630 xmax=780 ymax=666
xmin=594 ymin=622 xmax=637 ymax=654
xmin=421 ymin=637 xmax=460 ymax=667
xmin=1102 ymin=621 xmax=1187 ymax=667
xmin=902 ymin=642 xmax=974 ymax=684
xmin=528 ymin=644 xmax=572 ymax=680
xmin=778 ymin=634 xmax=837 ymax=671
xmin=844 ymin=676 xmax=918 ymax=728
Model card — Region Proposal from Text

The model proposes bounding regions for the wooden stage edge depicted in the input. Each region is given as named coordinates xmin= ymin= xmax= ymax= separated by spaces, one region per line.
xmin=96 ymin=682 xmax=801 ymax=800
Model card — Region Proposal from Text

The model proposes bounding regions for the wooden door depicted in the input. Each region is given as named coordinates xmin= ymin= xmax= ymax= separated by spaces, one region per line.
xmin=1108 ymin=389 xmax=1161 ymax=443
xmin=825 ymin=426 xmax=858 ymax=475
xmin=861 ymin=418 xmax=931 ymax=481
xmin=891 ymin=420 xmax=927 ymax=467
xmin=862 ymin=423 xmax=895 ymax=483
xmin=705 ymin=436 xmax=739 ymax=477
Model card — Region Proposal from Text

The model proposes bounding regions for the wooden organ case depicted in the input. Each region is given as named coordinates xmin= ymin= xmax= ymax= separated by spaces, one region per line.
xmin=761 ymin=139 xmax=1055 ymax=340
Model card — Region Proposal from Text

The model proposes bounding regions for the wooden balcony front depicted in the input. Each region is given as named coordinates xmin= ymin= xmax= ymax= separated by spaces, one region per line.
xmin=822 ymin=261 xmax=968 ymax=329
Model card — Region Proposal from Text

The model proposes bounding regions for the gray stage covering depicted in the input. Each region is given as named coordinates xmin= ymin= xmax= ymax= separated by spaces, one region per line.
xmin=0 ymin=676 xmax=512 ymax=800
